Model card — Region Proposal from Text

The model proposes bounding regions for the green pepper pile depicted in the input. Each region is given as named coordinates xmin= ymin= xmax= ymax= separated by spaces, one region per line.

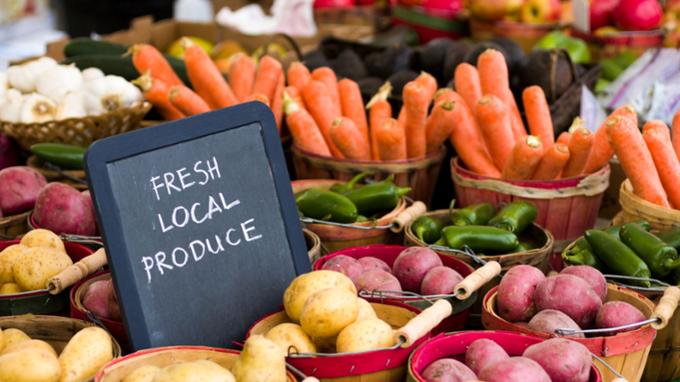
xmin=411 ymin=201 xmax=539 ymax=255
xmin=295 ymin=173 xmax=410 ymax=224
xmin=564 ymin=222 xmax=680 ymax=287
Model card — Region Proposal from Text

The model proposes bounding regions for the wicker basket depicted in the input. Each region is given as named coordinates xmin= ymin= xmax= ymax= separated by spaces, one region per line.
xmin=470 ymin=18 xmax=560 ymax=52
xmin=26 ymin=155 xmax=88 ymax=190
xmin=642 ymin=299 xmax=680 ymax=382
xmin=0 ymin=102 xmax=151 ymax=150
xmin=304 ymin=228 xmax=322 ymax=263
xmin=571 ymin=29 xmax=664 ymax=61
xmin=616 ymin=179 xmax=680 ymax=233
xmin=0 ymin=211 xmax=30 ymax=239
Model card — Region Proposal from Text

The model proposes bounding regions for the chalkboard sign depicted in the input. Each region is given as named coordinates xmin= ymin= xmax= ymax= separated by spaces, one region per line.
xmin=85 ymin=102 xmax=309 ymax=350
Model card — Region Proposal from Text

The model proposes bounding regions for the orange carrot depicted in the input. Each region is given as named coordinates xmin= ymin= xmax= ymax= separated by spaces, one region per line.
xmin=374 ymin=118 xmax=407 ymax=161
xmin=287 ymin=62 xmax=312 ymax=92
xmin=673 ymin=110 xmax=680 ymax=161
xmin=183 ymin=39 xmax=237 ymax=109
xmin=454 ymin=63 xmax=482 ymax=112
xmin=434 ymin=88 xmax=456 ymax=103
xmin=133 ymin=73 xmax=184 ymax=120
xmin=284 ymin=95 xmax=331 ymax=157
xmin=643 ymin=120 xmax=680 ymax=208
xmin=284 ymin=86 xmax=305 ymax=110
xmin=415 ymin=71 xmax=437 ymax=102
xmin=330 ymin=117 xmax=370 ymax=160
xmin=302 ymin=80 xmax=344 ymax=158
xmin=532 ymin=143 xmax=571 ymax=180
xmin=583 ymin=105 xmax=637 ymax=174
xmin=311 ymin=67 xmax=341 ymax=117
xmin=562 ymin=119 xmax=594 ymax=178
xmin=523 ymin=86 xmax=554 ymax=150
xmin=131 ymin=44 xmax=183 ymax=87
xmin=477 ymin=49 xmax=526 ymax=140
xmin=367 ymin=83 xmax=392 ymax=160
xmin=557 ymin=131 xmax=572 ymax=145
xmin=228 ymin=53 xmax=255 ymax=102
xmin=425 ymin=97 xmax=457 ymax=154
xmin=608 ymin=114 xmax=669 ymax=207
xmin=248 ymin=93 xmax=269 ymax=105
xmin=475 ymin=95 xmax=515 ymax=170
xmin=449 ymin=92 xmax=500 ymax=178
xmin=338 ymin=78 xmax=369 ymax=144
xmin=271 ymin=74 xmax=285 ymax=132
xmin=252 ymin=56 xmax=283 ymax=106
xmin=502 ymin=135 xmax=544 ymax=180
xmin=403 ymin=81 xmax=430 ymax=159
xmin=168 ymin=85 xmax=210 ymax=116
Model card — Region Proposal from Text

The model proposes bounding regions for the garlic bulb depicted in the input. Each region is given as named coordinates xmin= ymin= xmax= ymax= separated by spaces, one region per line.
xmin=36 ymin=64 xmax=83 ymax=102
xmin=82 ymin=76 xmax=108 ymax=115
xmin=0 ymin=89 xmax=24 ymax=123
xmin=7 ymin=57 xmax=57 ymax=93
xmin=20 ymin=93 xmax=57 ymax=123
xmin=82 ymin=67 xmax=104 ymax=82
xmin=0 ymin=72 xmax=7 ymax=98
xmin=83 ymin=75 xmax=143 ymax=114
xmin=56 ymin=91 xmax=87 ymax=120
xmin=105 ymin=75 xmax=143 ymax=107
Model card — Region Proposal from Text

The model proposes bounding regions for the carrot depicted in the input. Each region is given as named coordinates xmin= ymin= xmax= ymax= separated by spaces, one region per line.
xmin=425 ymin=97 xmax=457 ymax=154
xmin=168 ymin=85 xmax=210 ymax=116
xmin=183 ymin=39 xmax=237 ymax=109
xmin=475 ymin=95 xmax=515 ymax=170
xmin=477 ymin=49 xmax=526 ymax=140
xmin=287 ymin=62 xmax=312 ymax=92
xmin=562 ymin=119 xmax=594 ymax=178
xmin=227 ymin=53 xmax=255 ymax=102
xmin=284 ymin=86 xmax=305 ymax=110
xmin=556 ymin=131 xmax=572 ymax=145
xmin=454 ymin=63 xmax=482 ymax=112
xmin=449 ymin=93 xmax=500 ymax=178
xmin=583 ymin=105 xmax=637 ymax=174
xmin=132 ymin=73 xmax=184 ymax=120
xmin=374 ymin=118 xmax=407 ymax=161
xmin=302 ymin=80 xmax=344 ymax=158
xmin=673 ymin=110 xmax=680 ymax=161
xmin=311 ymin=67 xmax=341 ymax=116
xmin=248 ymin=93 xmax=269 ymax=105
xmin=338 ymin=78 xmax=369 ymax=144
xmin=271 ymin=74 xmax=285 ymax=132
xmin=607 ymin=114 xmax=669 ymax=207
xmin=367 ymin=82 xmax=392 ymax=160
xmin=252 ymin=56 xmax=283 ymax=106
xmin=434 ymin=88 xmax=456 ymax=103
xmin=523 ymin=86 xmax=554 ymax=150
xmin=131 ymin=44 xmax=183 ymax=87
xmin=415 ymin=71 xmax=437 ymax=102
xmin=643 ymin=120 xmax=680 ymax=208
xmin=402 ymin=81 xmax=430 ymax=159
xmin=532 ymin=143 xmax=570 ymax=180
xmin=502 ymin=135 xmax=544 ymax=180
xmin=330 ymin=117 xmax=370 ymax=160
xmin=284 ymin=95 xmax=331 ymax=157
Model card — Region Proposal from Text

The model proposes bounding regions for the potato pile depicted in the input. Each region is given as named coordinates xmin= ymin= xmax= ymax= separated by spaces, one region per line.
xmin=275 ymin=270 xmax=395 ymax=354
xmin=497 ymin=264 xmax=646 ymax=337
xmin=0 ymin=229 xmax=72 ymax=294
xmin=0 ymin=325 xmax=113 ymax=382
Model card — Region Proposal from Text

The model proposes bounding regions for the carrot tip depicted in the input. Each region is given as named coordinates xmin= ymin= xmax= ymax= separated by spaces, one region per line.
xmin=555 ymin=143 xmax=569 ymax=153
xmin=526 ymin=135 xmax=542 ymax=148
xmin=131 ymin=72 xmax=152 ymax=91
xmin=332 ymin=117 xmax=343 ymax=127
xmin=366 ymin=82 xmax=392 ymax=109
xmin=568 ymin=117 xmax=586 ymax=133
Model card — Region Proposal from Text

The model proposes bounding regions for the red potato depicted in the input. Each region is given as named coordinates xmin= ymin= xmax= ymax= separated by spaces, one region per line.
xmin=561 ymin=265 xmax=607 ymax=302
xmin=534 ymin=274 xmax=603 ymax=328
xmin=479 ymin=357 xmax=551 ymax=382
xmin=497 ymin=265 xmax=545 ymax=322
xmin=420 ymin=266 xmax=463 ymax=295
xmin=33 ymin=182 xmax=97 ymax=236
xmin=595 ymin=301 xmax=646 ymax=335
xmin=83 ymin=279 xmax=115 ymax=319
xmin=0 ymin=133 xmax=19 ymax=171
xmin=0 ymin=166 xmax=47 ymax=215
xmin=465 ymin=338 xmax=509 ymax=375
xmin=523 ymin=338 xmax=592 ymax=382
xmin=321 ymin=255 xmax=364 ymax=284
xmin=356 ymin=270 xmax=402 ymax=294
xmin=392 ymin=247 xmax=443 ymax=292
xmin=527 ymin=309 xmax=584 ymax=338
xmin=108 ymin=286 xmax=122 ymax=321
xmin=422 ymin=358 xmax=477 ymax=382
xmin=357 ymin=257 xmax=391 ymax=273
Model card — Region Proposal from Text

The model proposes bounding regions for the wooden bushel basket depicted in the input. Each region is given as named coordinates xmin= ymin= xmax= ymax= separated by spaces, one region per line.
xmin=615 ymin=179 xmax=680 ymax=233
xmin=469 ymin=18 xmax=559 ymax=52
xmin=0 ymin=211 xmax=30 ymax=239
xmin=27 ymin=155 xmax=88 ymax=190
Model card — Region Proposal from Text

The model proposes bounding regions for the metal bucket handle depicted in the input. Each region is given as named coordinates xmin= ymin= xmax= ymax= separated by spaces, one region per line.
xmin=286 ymin=362 xmax=319 ymax=382
xmin=299 ymin=200 xmax=427 ymax=233
xmin=591 ymin=353 xmax=628 ymax=382
xmin=604 ymin=274 xmax=670 ymax=293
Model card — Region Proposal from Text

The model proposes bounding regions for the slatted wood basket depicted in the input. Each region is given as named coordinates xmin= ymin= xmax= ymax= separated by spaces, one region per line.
xmin=469 ymin=18 xmax=560 ymax=52
xmin=615 ymin=179 xmax=680 ymax=233
xmin=27 ymin=155 xmax=88 ymax=190
xmin=0 ymin=211 xmax=30 ymax=239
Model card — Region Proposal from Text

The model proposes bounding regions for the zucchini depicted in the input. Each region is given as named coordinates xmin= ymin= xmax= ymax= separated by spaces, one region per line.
xmin=64 ymin=38 xmax=127 ymax=57
xmin=62 ymin=54 xmax=190 ymax=85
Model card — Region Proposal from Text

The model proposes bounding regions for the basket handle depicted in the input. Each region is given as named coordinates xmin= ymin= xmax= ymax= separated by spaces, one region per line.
xmin=390 ymin=201 xmax=427 ymax=233
xmin=454 ymin=261 xmax=502 ymax=300
xmin=394 ymin=299 xmax=452 ymax=348
xmin=651 ymin=286 xmax=680 ymax=329
xmin=47 ymin=248 xmax=108 ymax=295
xmin=301 ymin=378 xmax=320 ymax=382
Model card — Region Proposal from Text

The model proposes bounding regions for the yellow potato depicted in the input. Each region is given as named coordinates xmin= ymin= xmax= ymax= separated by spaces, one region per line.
xmin=20 ymin=229 xmax=66 ymax=252
xmin=355 ymin=298 xmax=377 ymax=321
xmin=122 ymin=365 xmax=161 ymax=382
xmin=0 ymin=348 xmax=60 ymax=382
xmin=336 ymin=318 xmax=394 ymax=353
xmin=300 ymin=287 xmax=359 ymax=338
xmin=0 ymin=244 xmax=27 ymax=284
xmin=153 ymin=360 xmax=235 ymax=382
xmin=284 ymin=270 xmax=357 ymax=322
xmin=265 ymin=323 xmax=316 ymax=355
xmin=13 ymin=247 xmax=73 ymax=291
xmin=0 ymin=328 xmax=30 ymax=351
xmin=231 ymin=335 xmax=286 ymax=382
xmin=1 ymin=339 xmax=57 ymax=357
xmin=59 ymin=326 xmax=113 ymax=382
xmin=0 ymin=282 xmax=21 ymax=294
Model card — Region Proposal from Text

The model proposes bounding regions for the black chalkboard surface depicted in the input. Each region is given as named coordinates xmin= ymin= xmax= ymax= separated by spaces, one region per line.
xmin=85 ymin=102 xmax=309 ymax=350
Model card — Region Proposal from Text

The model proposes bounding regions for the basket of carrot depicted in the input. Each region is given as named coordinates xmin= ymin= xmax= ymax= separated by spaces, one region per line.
xmin=447 ymin=49 xmax=611 ymax=243
xmin=285 ymin=63 xmax=447 ymax=205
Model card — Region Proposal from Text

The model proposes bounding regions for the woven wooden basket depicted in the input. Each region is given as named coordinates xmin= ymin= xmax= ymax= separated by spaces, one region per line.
xmin=0 ymin=102 xmax=151 ymax=150
xmin=469 ymin=18 xmax=560 ymax=52
xmin=0 ymin=211 xmax=30 ymax=239
xmin=615 ymin=179 xmax=680 ymax=233
xmin=27 ymin=156 xmax=88 ymax=190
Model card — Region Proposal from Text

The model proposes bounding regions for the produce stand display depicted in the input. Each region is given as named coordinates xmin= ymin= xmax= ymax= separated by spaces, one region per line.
xmin=2 ymin=1 xmax=680 ymax=381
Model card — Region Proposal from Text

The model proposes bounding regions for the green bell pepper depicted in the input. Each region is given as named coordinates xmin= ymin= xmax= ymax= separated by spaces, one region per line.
xmin=488 ymin=201 xmax=537 ymax=234
xmin=620 ymin=223 xmax=680 ymax=277
xmin=296 ymin=188 xmax=358 ymax=223
xmin=585 ymin=229 xmax=651 ymax=286
xmin=441 ymin=225 xmax=518 ymax=252
xmin=411 ymin=215 xmax=445 ymax=244
xmin=451 ymin=203 xmax=496 ymax=226
xmin=344 ymin=176 xmax=410 ymax=216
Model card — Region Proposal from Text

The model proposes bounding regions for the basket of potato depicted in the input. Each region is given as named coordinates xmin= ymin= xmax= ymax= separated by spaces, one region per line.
xmin=0 ymin=314 xmax=121 ymax=382
xmin=0 ymin=229 xmax=94 ymax=315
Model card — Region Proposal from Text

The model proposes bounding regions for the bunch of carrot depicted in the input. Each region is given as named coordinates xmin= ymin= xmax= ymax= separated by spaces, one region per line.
xmin=130 ymin=40 xmax=285 ymax=129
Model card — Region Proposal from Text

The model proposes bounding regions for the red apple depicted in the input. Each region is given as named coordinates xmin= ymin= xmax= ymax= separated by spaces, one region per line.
xmin=469 ymin=0 xmax=523 ymax=21
xmin=520 ymin=0 xmax=561 ymax=24
xmin=590 ymin=0 xmax=620 ymax=30
xmin=613 ymin=0 xmax=663 ymax=31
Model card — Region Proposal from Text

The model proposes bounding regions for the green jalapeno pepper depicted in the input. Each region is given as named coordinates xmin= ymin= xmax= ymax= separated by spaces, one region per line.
xmin=658 ymin=226 xmax=680 ymax=250
xmin=296 ymin=188 xmax=358 ymax=223
xmin=620 ymin=223 xmax=680 ymax=277
xmin=604 ymin=220 xmax=651 ymax=239
xmin=30 ymin=143 xmax=86 ymax=170
xmin=441 ymin=225 xmax=519 ymax=252
xmin=329 ymin=172 xmax=368 ymax=194
xmin=433 ymin=237 xmax=447 ymax=246
xmin=451 ymin=203 xmax=496 ymax=226
xmin=344 ymin=176 xmax=411 ymax=216
xmin=585 ymin=229 xmax=651 ymax=286
xmin=488 ymin=201 xmax=537 ymax=234
xmin=411 ymin=215 xmax=445 ymax=244
xmin=562 ymin=237 xmax=604 ymax=269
